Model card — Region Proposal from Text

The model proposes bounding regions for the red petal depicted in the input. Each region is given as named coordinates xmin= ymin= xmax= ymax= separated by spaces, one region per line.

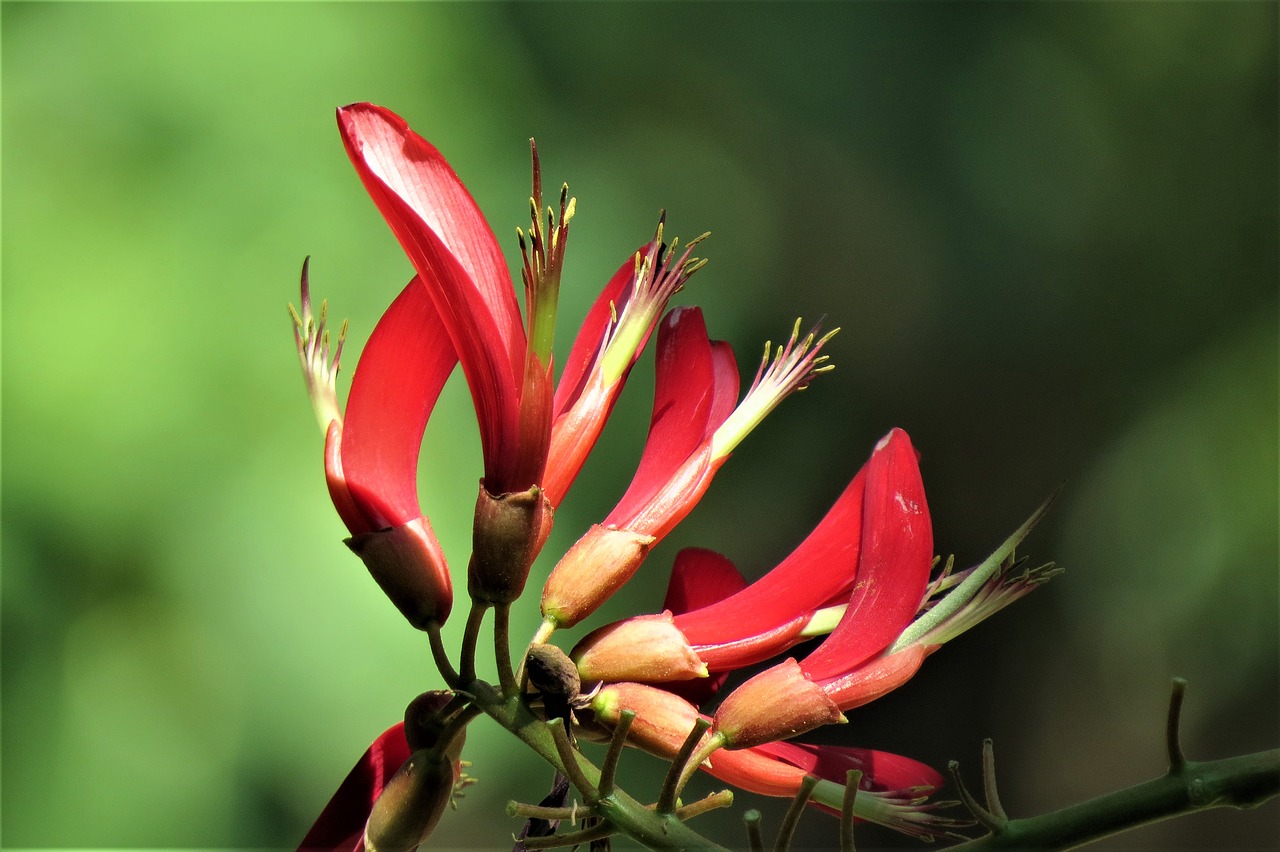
xmin=659 ymin=547 xmax=749 ymax=706
xmin=707 ymin=340 xmax=740 ymax=431
xmin=541 ymin=254 xmax=639 ymax=506
xmin=299 ymin=722 xmax=411 ymax=851
xmin=672 ymin=465 xmax=868 ymax=661
xmin=802 ymin=429 xmax=933 ymax=681
xmin=608 ymin=307 xmax=716 ymax=524
xmin=337 ymin=104 xmax=523 ymax=487
xmin=662 ymin=547 xmax=748 ymax=615
xmin=340 ymin=279 xmax=456 ymax=532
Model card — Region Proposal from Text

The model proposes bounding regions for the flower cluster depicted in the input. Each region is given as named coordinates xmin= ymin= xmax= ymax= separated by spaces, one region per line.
xmin=293 ymin=103 xmax=1056 ymax=850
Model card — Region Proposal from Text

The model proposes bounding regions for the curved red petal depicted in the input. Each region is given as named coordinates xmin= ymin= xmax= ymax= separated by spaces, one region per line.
xmin=673 ymin=465 xmax=868 ymax=656
xmin=607 ymin=306 xmax=716 ymax=526
xmin=340 ymin=279 xmax=457 ymax=531
xmin=299 ymin=722 xmax=411 ymax=851
xmin=802 ymin=429 xmax=933 ymax=682
xmin=337 ymin=104 xmax=523 ymax=483
xmin=707 ymin=339 xmax=740 ymax=431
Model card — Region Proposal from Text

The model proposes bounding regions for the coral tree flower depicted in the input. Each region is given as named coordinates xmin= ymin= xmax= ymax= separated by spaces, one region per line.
xmin=710 ymin=428 xmax=934 ymax=749
xmin=571 ymin=434 xmax=879 ymax=681
xmin=292 ymin=261 xmax=456 ymax=628
xmin=305 ymin=103 xmax=702 ymax=613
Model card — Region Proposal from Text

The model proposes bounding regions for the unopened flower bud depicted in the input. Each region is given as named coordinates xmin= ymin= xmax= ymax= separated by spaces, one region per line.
xmin=363 ymin=748 xmax=454 ymax=852
xmin=468 ymin=480 xmax=550 ymax=605
xmin=346 ymin=516 xmax=452 ymax=630
xmin=592 ymin=682 xmax=711 ymax=760
xmin=541 ymin=524 xmax=655 ymax=628
xmin=572 ymin=613 xmax=708 ymax=683
xmin=403 ymin=691 xmax=466 ymax=761
xmin=713 ymin=658 xmax=844 ymax=750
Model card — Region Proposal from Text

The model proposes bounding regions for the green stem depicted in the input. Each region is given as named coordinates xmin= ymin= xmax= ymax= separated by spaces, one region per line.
xmin=948 ymin=749 xmax=1280 ymax=850
xmin=459 ymin=601 xmax=488 ymax=686
xmin=468 ymin=681 xmax=732 ymax=851
xmin=494 ymin=602 xmax=518 ymax=697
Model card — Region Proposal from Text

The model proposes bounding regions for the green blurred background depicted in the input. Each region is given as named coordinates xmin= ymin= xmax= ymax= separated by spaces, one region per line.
xmin=4 ymin=2 xmax=1276 ymax=848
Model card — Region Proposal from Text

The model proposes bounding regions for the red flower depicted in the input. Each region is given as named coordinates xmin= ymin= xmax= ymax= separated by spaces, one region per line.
xmin=303 ymin=103 xmax=702 ymax=611
xmin=292 ymin=263 xmax=456 ymax=628
xmin=711 ymin=428 xmax=933 ymax=748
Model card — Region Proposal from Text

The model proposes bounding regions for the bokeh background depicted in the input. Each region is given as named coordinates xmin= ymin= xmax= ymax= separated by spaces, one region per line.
xmin=4 ymin=2 xmax=1276 ymax=849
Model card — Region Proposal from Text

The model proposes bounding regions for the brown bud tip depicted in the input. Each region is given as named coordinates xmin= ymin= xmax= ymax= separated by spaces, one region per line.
xmin=572 ymin=613 xmax=707 ymax=683
xmin=346 ymin=517 xmax=452 ymax=630
xmin=468 ymin=480 xmax=550 ymax=605
xmin=525 ymin=643 xmax=581 ymax=701
xmin=403 ymin=691 xmax=466 ymax=761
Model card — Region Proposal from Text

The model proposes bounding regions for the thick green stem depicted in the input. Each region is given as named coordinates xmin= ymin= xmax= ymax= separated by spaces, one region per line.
xmin=949 ymin=749 xmax=1280 ymax=851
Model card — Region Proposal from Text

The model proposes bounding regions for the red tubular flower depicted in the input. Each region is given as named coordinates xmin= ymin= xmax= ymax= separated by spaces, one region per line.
xmin=338 ymin=103 xmax=532 ymax=495
xmin=544 ymin=228 xmax=706 ymax=507
xmin=293 ymin=263 xmax=457 ymax=628
xmin=335 ymin=104 xmax=703 ymax=604
xmin=541 ymin=305 xmax=739 ymax=628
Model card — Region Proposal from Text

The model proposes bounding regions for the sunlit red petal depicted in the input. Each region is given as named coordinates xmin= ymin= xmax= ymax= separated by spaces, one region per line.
xmin=339 ymin=279 xmax=456 ymax=533
xmin=607 ymin=306 xmax=717 ymax=525
xmin=299 ymin=722 xmax=411 ymax=851
xmin=801 ymin=429 xmax=932 ymax=681
xmin=337 ymin=103 xmax=524 ymax=488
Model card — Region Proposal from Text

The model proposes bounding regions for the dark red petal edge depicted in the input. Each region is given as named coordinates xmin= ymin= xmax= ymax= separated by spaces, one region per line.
xmin=299 ymin=722 xmax=411 ymax=851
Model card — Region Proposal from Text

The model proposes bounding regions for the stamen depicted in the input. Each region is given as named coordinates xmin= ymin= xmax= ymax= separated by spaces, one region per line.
xmin=288 ymin=257 xmax=346 ymax=432
xmin=710 ymin=319 xmax=838 ymax=460
xmin=597 ymin=214 xmax=708 ymax=384
xmin=890 ymin=497 xmax=1060 ymax=652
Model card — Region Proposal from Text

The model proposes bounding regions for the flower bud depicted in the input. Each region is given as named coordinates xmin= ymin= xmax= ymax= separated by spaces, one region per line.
xmin=592 ymin=682 xmax=710 ymax=759
xmin=403 ymin=691 xmax=466 ymax=760
xmin=572 ymin=613 xmax=708 ymax=683
xmin=713 ymin=658 xmax=844 ymax=750
xmin=346 ymin=516 xmax=452 ymax=630
xmin=541 ymin=524 xmax=655 ymax=628
xmin=468 ymin=480 xmax=550 ymax=605
xmin=363 ymin=748 xmax=454 ymax=852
